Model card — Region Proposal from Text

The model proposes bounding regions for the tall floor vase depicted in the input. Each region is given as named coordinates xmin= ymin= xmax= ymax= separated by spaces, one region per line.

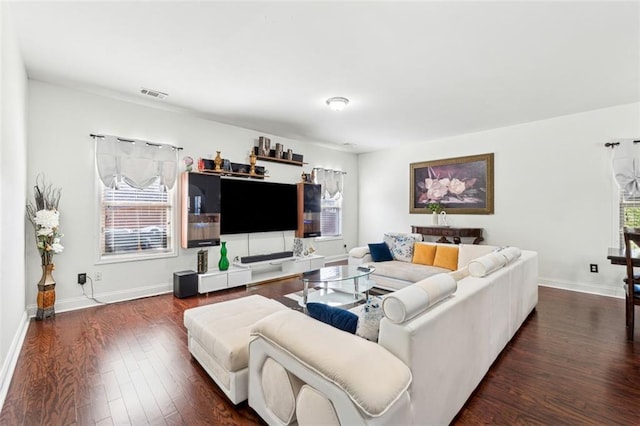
xmin=36 ymin=264 xmax=56 ymax=320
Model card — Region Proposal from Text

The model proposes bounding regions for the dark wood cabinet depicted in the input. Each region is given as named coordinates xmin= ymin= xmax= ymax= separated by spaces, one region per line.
xmin=181 ymin=173 xmax=221 ymax=248
xmin=297 ymin=183 xmax=321 ymax=238
xmin=411 ymin=226 xmax=484 ymax=245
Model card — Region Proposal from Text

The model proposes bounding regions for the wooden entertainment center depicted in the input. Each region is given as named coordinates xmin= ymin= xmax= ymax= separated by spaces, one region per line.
xmin=197 ymin=254 xmax=325 ymax=293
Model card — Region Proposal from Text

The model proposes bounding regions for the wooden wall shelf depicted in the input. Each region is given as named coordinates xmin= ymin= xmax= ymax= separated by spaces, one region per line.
xmin=253 ymin=147 xmax=306 ymax=167
xmin=256 ymin=155 xmax=305 ymax=167
xmin=197 ymin=169 xmax=267 ymax=179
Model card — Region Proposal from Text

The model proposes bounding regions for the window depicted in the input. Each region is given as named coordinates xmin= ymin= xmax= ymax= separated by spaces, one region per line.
xmin=620 ymin=191 xmax=640 ymax=249
xmin=316 ymin=169 xmax=344 ymax=237
xmin=99 ymin=176 xmax=175 ymax=260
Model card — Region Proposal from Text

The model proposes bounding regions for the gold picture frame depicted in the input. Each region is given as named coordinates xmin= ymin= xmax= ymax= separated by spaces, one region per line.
xmin=410 ymin=153 xmax=494 ymax=214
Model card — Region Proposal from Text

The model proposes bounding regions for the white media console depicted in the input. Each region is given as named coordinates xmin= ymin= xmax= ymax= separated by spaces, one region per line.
xmin=197 ymin=254 xmax=325 ymax=293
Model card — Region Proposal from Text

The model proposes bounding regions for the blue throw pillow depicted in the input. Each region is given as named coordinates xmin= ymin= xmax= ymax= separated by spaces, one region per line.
xmin=306 ymin=303 xmax=358 ymax=334
xmin=368 ymin=242 xmax=393 ymax=262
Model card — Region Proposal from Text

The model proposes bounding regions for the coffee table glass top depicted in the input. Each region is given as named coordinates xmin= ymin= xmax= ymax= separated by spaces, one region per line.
xmin=302 ymin=265 xmax=375 ymax=284
xmin=300 ymin=265 xmax=376 ymax=307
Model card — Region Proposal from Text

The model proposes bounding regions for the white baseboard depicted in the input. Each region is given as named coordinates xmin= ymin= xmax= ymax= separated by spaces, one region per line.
xmin=26 ymin=282 xmax=173 ymax=317
xmin=0 ymin=310 xmax=29 ymax=411
xmin=539 ymin=277 xmax=625 ymax=299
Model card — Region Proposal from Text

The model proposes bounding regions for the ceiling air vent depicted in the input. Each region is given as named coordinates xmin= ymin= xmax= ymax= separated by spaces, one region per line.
xmin=140 ymin=87 xmax=168 ymax=100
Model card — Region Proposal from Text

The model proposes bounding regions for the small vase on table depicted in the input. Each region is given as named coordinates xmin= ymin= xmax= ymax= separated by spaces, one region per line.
xmin=218 ymin=241 xmax=229 ymax=271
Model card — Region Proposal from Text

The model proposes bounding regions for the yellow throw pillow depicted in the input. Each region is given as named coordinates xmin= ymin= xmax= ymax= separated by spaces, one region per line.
xmin=433 ymin=245 xmax=459 ymax=270
xmin=412 ymin=243 xmax=437 ymax=265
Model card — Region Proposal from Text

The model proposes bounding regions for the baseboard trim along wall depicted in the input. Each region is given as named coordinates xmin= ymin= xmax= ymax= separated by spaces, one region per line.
xmin=539 ymin=278 xmax=625 ymax=299
xmin=26 ymin=282 xmax=173 ymax=317
xmin=0 ymin=311 xmax=29 ymax=411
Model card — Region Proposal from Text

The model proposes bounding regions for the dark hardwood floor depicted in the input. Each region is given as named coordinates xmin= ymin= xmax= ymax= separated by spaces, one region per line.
xmin=1 ymin=278 xmax=639 ymax=425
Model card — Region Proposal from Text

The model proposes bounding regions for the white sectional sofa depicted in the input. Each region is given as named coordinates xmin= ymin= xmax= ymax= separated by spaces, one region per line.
xmin=349 ymin=232 xmax=500 ymax=290
xmin=248 ymin=248 xmax=539 ymax=425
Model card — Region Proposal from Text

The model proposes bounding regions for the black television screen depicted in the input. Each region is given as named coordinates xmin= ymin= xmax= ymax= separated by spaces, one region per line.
xmin=220 ymin=178 xmax=298 ymax=234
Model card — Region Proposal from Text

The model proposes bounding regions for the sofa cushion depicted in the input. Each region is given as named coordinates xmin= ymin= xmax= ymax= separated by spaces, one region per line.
xmin=412 ymin=243 xmax=437 ymax=265
xmin=382 ymin=273 xmax=458 ymax=324
xmin=367 ymin=260 xmax=449 ymax=283
xmin=252 ymin=310 xmax=412 ymax=418
xmin=306 ymin=303 xmax=358 ymax=334
xmin=368 ymin=242 xmax=394 ymax=262
xmin=433 ymin=245 xmax=459 ymax=270
xmin=383 ymin=233 xmax=422 ymax=262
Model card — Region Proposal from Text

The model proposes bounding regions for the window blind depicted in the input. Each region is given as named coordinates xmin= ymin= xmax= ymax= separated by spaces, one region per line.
xmin=100 ymin=176 xmax=173 ymax=255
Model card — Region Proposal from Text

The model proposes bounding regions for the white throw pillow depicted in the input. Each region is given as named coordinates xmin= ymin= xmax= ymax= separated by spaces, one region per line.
xmin=356 ymin=297 xmax=384 ymax=342
xmin=382 ymin=273 xmax=458 ymax=324
xmin=457 ymin=244 xmax=499 ymax=269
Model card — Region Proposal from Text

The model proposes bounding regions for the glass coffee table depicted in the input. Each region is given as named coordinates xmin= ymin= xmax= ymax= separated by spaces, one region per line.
xmin=299 ymin=265 xmax=376 ymax=307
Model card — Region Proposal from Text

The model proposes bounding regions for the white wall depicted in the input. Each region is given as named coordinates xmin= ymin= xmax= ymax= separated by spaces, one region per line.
xmin=0 ymin=2 xmax=29 ymax=408
xmin=358 ymin=103 xmax=640 ymax=297
xmin=26 ymin=80 xmax=358 ymax=313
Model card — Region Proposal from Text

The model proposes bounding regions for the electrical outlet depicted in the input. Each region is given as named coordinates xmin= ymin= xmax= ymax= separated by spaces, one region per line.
xmin=95 ymin=271 xmax=102 ymax=281
xmin=590 ymin=264 xmax=598 ymax=273
xmin=77 ymin=273 xmax=86 ymax=285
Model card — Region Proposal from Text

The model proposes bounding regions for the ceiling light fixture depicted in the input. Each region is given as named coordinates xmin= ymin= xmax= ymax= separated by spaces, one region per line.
xmin=326 ymin=96 xmax=349 ymax=111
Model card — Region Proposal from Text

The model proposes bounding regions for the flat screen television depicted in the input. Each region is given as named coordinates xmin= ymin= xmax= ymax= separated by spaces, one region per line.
xmin=220 ymin=178 xmax=298 ymax=234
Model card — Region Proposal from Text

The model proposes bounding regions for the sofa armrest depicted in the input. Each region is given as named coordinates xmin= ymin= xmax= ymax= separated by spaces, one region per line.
xmin=250 ymin=310 xmax=411 ymax=420
xmin=348 ymin=246 xmax=373 ymax=266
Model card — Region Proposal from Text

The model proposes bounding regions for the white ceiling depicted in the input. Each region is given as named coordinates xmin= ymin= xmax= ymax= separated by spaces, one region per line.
xmin=7 ymin=1 xmax=640 ymax=153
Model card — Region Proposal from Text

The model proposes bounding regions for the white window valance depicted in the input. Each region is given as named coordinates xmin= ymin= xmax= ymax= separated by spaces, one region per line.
xmin=611 ymin=139 xmax=640 ymax=200
xmin=314 ymin=168 xmax=344 ymax=200
xmin=94 ymin=134 xmax=180 ymax=190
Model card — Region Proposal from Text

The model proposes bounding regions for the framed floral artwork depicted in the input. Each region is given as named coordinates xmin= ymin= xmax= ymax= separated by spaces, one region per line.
xmin=410 ymin=153 xmax=494 ymax=214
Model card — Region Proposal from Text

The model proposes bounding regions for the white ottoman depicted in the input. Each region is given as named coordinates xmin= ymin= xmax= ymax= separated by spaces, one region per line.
xmin=184 ymin=295 xmax=288 ymax=404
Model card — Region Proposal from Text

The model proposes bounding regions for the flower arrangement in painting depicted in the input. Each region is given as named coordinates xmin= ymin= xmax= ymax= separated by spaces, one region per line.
xmin=417 ymin=167 xmax=480 ymax=206
xmin=26 ymin=176 xmax=63 ymax=266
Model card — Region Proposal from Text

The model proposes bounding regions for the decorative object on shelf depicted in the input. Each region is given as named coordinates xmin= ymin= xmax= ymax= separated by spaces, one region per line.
xmin=258 ymin=136 xmax=271 ymax=156
xmin=439 ymin=211 xmax=449 ymax=226
xmin=286 ymin=149 xmax=293 ymax=160
xmin=214 ymin=151 xmax=223 ymax=171
xmin=26 ymin=175 xmax=63 ymax=321
xmin=307 ymin=242 xmax=316 ymax=255
xmin=218 ymin=241 xmax=229 ymax=271
xmin=249 ymin=152 xmax=257 ymax=175
xmin=183 ymin=155 xmax=194 ymax=172
xmin=410 ymin=153 xmax=494 ymax=215
xmin=197 ymin=157 xmax=267 ymax=179
xmin=275 ymin=143 xmax=283 ymax=159
xmin=292 ymin=237 xmax=304 ymax=257
xmin=197 ymin=249 xmax=208 ymax=274
xmin=253 ymin=146 xmax=305 ymax=166
xmin=427 ymin=201 xmax=442 ymax=226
